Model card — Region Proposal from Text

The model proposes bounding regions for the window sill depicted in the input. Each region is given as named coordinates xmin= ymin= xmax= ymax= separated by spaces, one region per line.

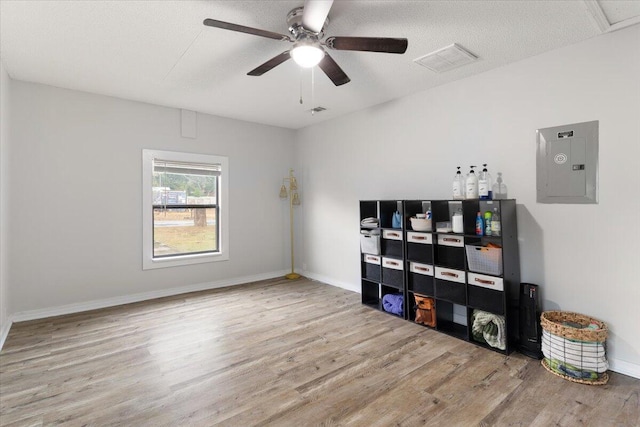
xmin=143 ymin=251 xmax=228 ymax=270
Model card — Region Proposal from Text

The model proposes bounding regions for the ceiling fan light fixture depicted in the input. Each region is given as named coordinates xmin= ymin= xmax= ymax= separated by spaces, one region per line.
xmin=290 ymin=43 xmax=324 ymax=68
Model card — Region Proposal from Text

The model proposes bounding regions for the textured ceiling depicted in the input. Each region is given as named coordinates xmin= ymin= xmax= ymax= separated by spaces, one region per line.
xmin=1 ymin=0 xmax=639 ymax=129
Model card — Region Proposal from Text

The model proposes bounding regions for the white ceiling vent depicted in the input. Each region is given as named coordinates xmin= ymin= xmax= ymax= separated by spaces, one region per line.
xmin=414 ymin=43 xmax=478 ymax=73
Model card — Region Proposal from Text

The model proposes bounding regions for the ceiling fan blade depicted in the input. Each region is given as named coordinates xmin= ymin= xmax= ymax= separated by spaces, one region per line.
xmin=325 ymin=36 xmax=408 ymax=54
xmin=247 ymin=51 xmax=291 ymax=76
xmin=318 ymin=52 xmax=350 ymax=86
xmin=302 ymin=0 xmax=334 ymax=33
xmin=203 ymin=18 xmax=292 ymax=42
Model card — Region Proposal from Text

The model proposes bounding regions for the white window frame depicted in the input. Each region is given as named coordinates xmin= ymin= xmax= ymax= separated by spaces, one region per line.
xmin=142 ymin=149 xmax=229 ymax=270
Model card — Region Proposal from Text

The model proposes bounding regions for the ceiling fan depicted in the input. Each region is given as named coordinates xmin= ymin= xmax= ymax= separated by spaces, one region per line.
xmin=203 ymin=0 xmax=408 ymax=86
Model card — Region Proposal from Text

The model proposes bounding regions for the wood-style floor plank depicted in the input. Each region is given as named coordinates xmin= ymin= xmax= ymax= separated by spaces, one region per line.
xmin=1 ymin=277 xmax=638 ymax=426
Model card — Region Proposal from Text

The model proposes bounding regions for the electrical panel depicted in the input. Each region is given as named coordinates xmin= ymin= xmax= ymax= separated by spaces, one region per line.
xmin=536 ymin=120 xmax=598 ymax=204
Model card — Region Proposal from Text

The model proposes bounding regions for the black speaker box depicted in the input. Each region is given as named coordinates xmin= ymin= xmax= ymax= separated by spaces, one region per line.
xmin=519 ymin=283 xmax=543 ymax=359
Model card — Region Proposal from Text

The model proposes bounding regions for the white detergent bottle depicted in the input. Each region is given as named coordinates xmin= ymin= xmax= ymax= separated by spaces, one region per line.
xmin=452 ymin=166 xmax=465 ymax=200
xmin=479 ymin=164 xmax=493 ymax=200
xmin=465 ymin=165 xmax=479 ymax=199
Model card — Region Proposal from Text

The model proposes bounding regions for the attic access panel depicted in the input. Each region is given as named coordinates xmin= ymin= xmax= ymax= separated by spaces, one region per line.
xmin=536 ymin=120 xmax=598 ymax=204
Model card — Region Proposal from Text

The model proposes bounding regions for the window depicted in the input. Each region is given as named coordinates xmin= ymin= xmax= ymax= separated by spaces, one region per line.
xmin=142 ymin=149 xmax=229 ymax=269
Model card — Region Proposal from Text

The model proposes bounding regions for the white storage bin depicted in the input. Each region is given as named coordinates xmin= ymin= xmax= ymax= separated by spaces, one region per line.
xmin=409 ymin=262 xmax=435 ymax=296
xmin=382 ymin=229 xmax=403 ymax=258
xmin=382 ymin=257 xmax=404 ymax=288
xmin=364 ymin=255 xmax=381 ymax=265
xmin=407 ymin=232 xmax=432 ymax=244
xmin=434 ymin=266 xmax=465 ymax=284
xmin=467 ymin=272 xmax=504 ymax=291
xmin=382 ymin=229 xmax=403 ymax=241
xmin=434 ymin=267 xmax=466 ymax=305
xmin=363 ymin=255 xmax=381 ymax=282
xmin=409 ymin=262 xmax=433 ymax=276
xmin=437 ymin=235 xmax=464 ymax=248
xmin=360 ymin=230 xmax=381 ymax=255
xmin=382 ymin=257 xmax=403 ymax=270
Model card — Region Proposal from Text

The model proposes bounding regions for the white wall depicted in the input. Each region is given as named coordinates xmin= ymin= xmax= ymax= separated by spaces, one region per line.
xmin=7 ymin=82 xmax=296 ymax=315
xmin=296 ymin=25 xmax=640 ymax=376
xmin=0 ymin=59 xmax=11 ymax=345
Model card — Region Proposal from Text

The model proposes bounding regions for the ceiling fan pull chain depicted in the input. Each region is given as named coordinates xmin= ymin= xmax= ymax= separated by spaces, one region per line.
xmin=311 ymin=67 xmax=315 ymax=115
xmin=299 ymin=68 xmax=304 ymax=104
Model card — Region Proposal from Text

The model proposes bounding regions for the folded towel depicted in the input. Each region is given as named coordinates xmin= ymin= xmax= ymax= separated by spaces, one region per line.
xmin=545 ymin=357 xmax=599 ymax=380
xmin=382 ymin=293 xmax=403 ymax=316
xmin=361 ymin=217 xmax=380 ymax=228
xmin=472 ymin=310 xmax=506 ymax=350
xmin=542 ymin=330 xmax=608 ymax=373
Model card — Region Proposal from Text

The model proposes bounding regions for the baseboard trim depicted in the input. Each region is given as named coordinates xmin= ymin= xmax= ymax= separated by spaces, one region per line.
xmin=10 ymin=270 xmax=289 ymax=323
xmin=0 ymin=316 xmax=13 ymax=352
xmin=609 ymin=358 xmax=640 ymax=379
xmin=302 ymin=270 xmax=359 ymax=293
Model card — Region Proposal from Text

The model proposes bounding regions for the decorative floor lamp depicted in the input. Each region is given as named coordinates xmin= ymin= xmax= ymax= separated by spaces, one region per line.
xmin=280 ymin=168 xmax=301 ymax=280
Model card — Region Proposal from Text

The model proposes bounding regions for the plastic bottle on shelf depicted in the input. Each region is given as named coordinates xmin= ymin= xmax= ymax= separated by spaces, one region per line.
xmin=484 ymin=210 xmax=492 ymax=236
xmin=452 ymin=166 xmax=465 ymax=200
xmin=491 ymin=208 xmax=501 ymax=236
xmin=492 ymin=172 xmax=508 ymax=199
xmin=465 ymin=166 xmax=479 ymax=199
xmin=475 ymin=212 xmax=484 ymax=236
xmin=479 ymin=164 xmax=493 ymax=200
xmin=452 ymin=208 xmax=464 ymax=233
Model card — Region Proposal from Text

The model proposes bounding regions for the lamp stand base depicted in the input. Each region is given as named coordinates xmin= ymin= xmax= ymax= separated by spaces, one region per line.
xmin=285 ymin=272 xmax=301 ymax=280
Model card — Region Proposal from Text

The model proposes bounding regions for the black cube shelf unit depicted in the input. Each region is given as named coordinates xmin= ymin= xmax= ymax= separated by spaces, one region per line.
xmin=359 ymin=199 xmax=521 ymax=355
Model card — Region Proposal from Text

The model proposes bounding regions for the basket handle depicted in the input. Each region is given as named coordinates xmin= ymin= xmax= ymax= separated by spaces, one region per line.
xmin=387 ymin=232 xmax=400 ymax=238
xmin=443 ymin=238 xmax=461 ymax=243
xmin=411 ymin=236 xmax=427 ymax=241
xmin=415 ymin=266 xmax=430 ymax=272
xmin=475 ymin=278 xmax=495 ymax=285
xmin=386 ymin=261 xmax=400 ymax=266
xmin=441 ymin=271 xmax=458 ymax=278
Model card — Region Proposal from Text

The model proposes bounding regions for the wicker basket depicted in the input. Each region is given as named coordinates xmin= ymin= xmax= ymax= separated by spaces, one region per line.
xmin=540 ymin=311 xmax=609 ymax=385
xmin=540 ymin=311 xmax=607 ymax=342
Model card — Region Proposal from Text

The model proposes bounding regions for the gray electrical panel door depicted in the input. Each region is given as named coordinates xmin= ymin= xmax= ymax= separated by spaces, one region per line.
xmin=536 ymin=120 xmax=598 ymax=204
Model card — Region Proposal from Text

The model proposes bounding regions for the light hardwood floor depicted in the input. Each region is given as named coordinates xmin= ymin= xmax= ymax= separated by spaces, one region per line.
xmin=1 ymin=278 xmax=638 ymax=426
